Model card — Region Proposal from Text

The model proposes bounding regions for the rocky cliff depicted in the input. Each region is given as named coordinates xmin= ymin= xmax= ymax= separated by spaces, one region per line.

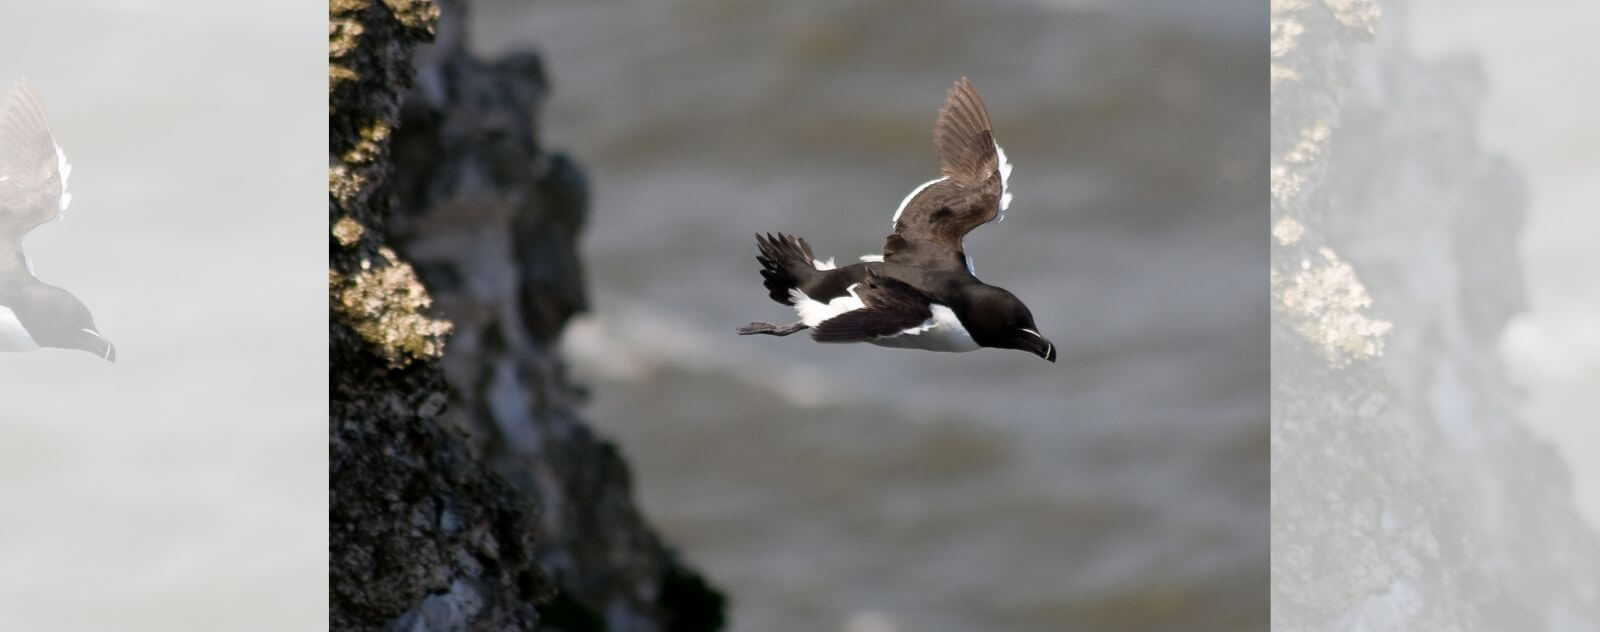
xmin=1270 ymin=0 xmax=1600 ymax=628
xmin=329 ymin=0 xmax=724 ymax=629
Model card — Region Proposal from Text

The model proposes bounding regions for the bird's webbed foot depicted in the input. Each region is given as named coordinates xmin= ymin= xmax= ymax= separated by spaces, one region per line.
xmin=737 ymin=321 xmax=809 ymax=336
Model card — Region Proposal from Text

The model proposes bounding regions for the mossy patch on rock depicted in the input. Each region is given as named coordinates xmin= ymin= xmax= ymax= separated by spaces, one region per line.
xmin=342 ymin=119 xmax=391 ymax=165
xmin=331 ymin=216 xmax=365 ymax=247
xmin=331 ymin=247 xmax=451 ymax=367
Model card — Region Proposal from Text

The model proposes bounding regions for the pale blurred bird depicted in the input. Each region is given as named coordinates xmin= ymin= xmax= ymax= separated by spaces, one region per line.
xmin=739 ymin=78 xmax=1053 ymax=362
xmin=0 ymin=79 xmax=114 ymax=361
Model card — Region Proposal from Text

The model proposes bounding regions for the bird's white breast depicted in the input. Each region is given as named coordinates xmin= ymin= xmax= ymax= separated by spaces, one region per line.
xmin=790 ymin=290 xmax=979 ymax=353
xmin=869 ymin=303 xmax=980 ymax=353
xmin=0 ymin=306 xmax=40 ymax=351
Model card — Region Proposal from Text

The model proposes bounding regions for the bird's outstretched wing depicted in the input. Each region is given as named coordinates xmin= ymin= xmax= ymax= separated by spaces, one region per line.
xmin=812 ymin=270 xmax=935 ymax=343
xmin=0 ymin=79 xmax=69 ymax=242
xmin=882 ymin=77 xmax=1012 ymax=267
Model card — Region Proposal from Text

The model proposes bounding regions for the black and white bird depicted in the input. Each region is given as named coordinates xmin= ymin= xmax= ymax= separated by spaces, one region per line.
xmin=0 ymin=79 xmax=114 ymax=361
xmin=738 ymin=78 xmax=1053 ymax=362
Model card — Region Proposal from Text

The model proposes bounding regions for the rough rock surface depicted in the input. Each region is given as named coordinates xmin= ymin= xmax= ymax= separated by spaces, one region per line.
xmin=1271 ymin=0 xmax=1600 ymax=629
xmin=329 ymin=0 xmax=724 ymax=629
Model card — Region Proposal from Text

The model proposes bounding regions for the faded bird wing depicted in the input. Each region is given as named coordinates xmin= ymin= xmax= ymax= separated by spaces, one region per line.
xmin=883 ymin=77 xmax=1013 ymax=266
xmin=0 ymin=79 xmax=69 ymax=242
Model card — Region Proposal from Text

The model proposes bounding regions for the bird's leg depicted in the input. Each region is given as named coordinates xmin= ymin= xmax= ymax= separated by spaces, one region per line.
xmin=737 ymin=321 xmax=809 ymax=336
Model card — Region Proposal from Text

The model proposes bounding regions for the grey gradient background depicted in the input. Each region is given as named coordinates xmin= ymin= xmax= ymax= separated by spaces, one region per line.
xmin=1409 ymin=0 xmax=1600 ymax=540
xmin=0 ymin=1 xmax=325 ymax=630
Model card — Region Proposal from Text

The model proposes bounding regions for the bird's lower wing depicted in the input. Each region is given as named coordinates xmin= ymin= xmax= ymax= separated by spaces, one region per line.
xmin=811 ymin=272 xmax=934 ymax=343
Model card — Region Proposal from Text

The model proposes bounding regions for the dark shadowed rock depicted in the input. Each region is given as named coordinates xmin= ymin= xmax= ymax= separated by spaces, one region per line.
xmin=330 ymin=0 xmax=724 ymax=630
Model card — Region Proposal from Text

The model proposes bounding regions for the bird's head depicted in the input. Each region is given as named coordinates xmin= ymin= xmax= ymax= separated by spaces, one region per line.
xmin=23 ymin=284 xmax=114 ymax=362
xmin=968 ymin=286 xmax=1054 ymax=363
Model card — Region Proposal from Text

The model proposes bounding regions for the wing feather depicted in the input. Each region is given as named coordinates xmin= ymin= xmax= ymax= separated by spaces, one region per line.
xmin=811 ymin=271 xmax=934 ymax=343
xmin=883 ymin=77 xmax=1010 ymax=265
xmin=0 ymin=79 xmax=67 ymax=238
xmin=934 ymin=77 xmax=998 ymax=187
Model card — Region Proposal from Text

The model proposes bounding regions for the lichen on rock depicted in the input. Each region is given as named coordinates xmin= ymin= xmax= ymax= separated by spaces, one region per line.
xmin=1274 ymin=247 xmax=1392 ymax=367
xmin=330 ymin=246 xmax=452 ymax=368
xmin=331 ymin=215 xmax=365 ymax=247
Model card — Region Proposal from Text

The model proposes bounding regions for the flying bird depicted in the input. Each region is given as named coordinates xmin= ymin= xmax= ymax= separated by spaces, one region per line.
xmin=738 ymin=77 xmax=1053 ymax=362
xmin=0 ymin=79 xmax=114 ymax=361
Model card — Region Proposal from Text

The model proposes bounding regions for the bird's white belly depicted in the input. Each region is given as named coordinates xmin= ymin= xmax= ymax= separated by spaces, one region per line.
xmin=791 ymin=290 xmax=979 ymax=353
xmin=869 ymin=304 xmax=980 ymax=353
xmin=0 ymin=306 xmax=40 ymax=351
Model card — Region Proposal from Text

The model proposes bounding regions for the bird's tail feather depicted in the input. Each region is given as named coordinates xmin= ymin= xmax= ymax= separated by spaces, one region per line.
xmin=755 ymin=232 xmax=818 ymax=305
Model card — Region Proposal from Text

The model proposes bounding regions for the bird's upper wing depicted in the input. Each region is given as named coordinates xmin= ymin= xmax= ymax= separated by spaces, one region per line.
xmin=0 ymin=79 xmax=68 ymax=241
xmin=882 ymin=77 xmax=1013 ymax=267
xmin=811 ymin=270 xmax=935 ymax=343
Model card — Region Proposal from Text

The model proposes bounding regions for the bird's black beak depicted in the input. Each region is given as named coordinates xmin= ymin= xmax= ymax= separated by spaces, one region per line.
xmin=69 ymin=328 xmax=115 ymax=362
xmin=1020 ymin=333 xmax=1055 ymax=363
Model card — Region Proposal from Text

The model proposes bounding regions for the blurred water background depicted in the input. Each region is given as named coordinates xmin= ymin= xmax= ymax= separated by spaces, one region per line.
xmin=0 ymin=2 xmax=325 ymax=630
xmin=1409 ymin=0 xmax=1600 ymax=542
xmin=472 ymin=1 xmax=1266 ymax=629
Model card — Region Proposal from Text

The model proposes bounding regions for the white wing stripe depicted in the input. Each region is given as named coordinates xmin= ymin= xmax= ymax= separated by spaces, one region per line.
xmin=889 ymin=143 xmax=1013 ymax=228
xmin=994 ymin=143 xmax=1012 ymax=222
xmin=54 ymin=142 xmax=71 ymax=220
xmin=890 ymin=176 xmax=946 ymax=226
